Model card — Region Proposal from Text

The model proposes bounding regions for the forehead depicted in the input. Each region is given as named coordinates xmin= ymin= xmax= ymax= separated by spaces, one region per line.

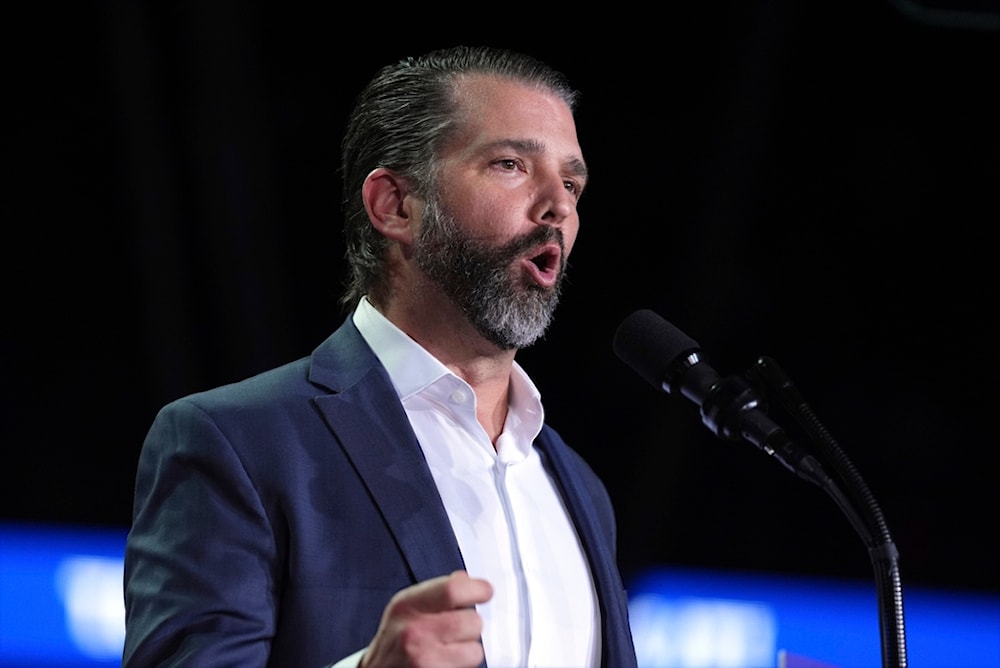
xmin=443 ymin=74 xmax=583 ymax=159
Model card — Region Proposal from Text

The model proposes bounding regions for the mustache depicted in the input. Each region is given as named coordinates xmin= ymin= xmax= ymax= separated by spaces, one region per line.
xmin=502 ymin=224 xmax=565 ymax=258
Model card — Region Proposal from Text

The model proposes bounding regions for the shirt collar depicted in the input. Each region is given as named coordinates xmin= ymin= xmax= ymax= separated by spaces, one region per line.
xmin=352 ymin=297 xmax=545 ymax=448
xmin=352 ymin=297 xmax=449 ymax=400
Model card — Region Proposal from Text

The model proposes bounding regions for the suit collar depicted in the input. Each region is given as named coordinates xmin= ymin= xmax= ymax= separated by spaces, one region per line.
xmin=309 ymin=319 xmax=467 ymax=583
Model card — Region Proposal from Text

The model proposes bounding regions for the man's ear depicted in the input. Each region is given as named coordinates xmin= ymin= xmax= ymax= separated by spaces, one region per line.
xmin=362 ymin=167 xmax=416 ymax=245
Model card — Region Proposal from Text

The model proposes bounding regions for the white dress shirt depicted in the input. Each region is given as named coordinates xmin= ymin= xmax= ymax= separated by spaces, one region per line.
xmin=349 ymin=298 xmax=600 ymax=667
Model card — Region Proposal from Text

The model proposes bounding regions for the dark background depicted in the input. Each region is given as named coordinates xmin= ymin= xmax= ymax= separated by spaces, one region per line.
xmin=5 ymin=1 xmax=997 ymax=599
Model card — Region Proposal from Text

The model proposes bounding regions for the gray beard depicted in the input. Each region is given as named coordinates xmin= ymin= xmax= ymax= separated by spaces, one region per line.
xmin=413 ymin=196 xmax=566 ymax=350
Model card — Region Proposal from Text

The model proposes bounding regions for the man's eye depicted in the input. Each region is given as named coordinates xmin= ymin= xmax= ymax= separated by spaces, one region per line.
xmin=564 ymin=180 xmax=582 ymax=196
xmin=498 ymin=159 xmax=519 ymax=170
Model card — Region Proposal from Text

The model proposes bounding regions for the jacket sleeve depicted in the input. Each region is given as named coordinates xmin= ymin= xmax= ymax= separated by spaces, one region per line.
xmin=123 ymin=397 xmax=280 ymax=667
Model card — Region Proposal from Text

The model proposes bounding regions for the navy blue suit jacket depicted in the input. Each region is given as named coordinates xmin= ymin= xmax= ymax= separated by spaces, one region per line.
xmin=123 ymin=318 xmax=637 ymax=667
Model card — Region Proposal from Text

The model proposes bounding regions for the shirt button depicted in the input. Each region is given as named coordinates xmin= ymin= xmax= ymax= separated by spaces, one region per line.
xmin=450 ymin=389 xmax=468 ymax=404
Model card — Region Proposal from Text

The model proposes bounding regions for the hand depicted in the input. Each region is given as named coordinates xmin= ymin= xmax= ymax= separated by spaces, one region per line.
xmin=359 ymin=570 xmax=493 ymax=668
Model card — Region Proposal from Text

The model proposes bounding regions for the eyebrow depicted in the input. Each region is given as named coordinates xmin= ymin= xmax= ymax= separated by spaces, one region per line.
xmin=486 ymin=138 xmax=589 ymax=181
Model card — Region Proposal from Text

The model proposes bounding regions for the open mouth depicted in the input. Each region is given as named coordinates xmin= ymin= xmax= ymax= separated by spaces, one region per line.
xmin=522 ymin=243 xmax=562 ymax=288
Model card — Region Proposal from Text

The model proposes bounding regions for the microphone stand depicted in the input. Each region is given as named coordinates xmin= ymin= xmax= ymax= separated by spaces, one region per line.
xmin=746 ymin=356 xmax=908 ymax=668
xmin=611 ymin=308 xmax=907 ymax=665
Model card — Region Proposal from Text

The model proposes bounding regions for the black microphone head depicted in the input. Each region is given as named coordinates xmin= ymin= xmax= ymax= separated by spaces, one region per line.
xmin=612 ymin=309 xmax=702 ymax=392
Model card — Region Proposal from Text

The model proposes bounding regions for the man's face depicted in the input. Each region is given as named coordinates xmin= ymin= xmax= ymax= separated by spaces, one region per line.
xmin=413 ymin=75 xmax=587 ymax=350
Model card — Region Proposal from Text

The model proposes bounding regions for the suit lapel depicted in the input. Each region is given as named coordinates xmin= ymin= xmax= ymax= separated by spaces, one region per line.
xmin=309 ymin=321 xmax=466 ymax=584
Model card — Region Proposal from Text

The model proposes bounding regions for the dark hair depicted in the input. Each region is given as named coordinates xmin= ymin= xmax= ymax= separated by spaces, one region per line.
xmin=338 ymin=45 xmax=579 ymax=311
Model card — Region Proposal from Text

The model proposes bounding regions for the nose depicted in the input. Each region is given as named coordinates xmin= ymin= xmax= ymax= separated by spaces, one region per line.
xmin=530 ymin=171 xmax=576 ymax=227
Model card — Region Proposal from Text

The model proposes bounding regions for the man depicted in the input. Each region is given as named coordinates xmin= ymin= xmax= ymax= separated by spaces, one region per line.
xmin=123 ymin=45 xmax=638 ymax=668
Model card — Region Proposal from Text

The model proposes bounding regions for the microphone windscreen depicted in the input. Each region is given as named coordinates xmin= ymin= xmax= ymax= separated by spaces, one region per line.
xmin=612 ymin=309 xmax=701 ymax=391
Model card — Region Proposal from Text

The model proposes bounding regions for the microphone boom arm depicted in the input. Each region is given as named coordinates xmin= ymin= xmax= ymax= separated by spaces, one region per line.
xmin=749 ymin=356 xmax=908 ymax=668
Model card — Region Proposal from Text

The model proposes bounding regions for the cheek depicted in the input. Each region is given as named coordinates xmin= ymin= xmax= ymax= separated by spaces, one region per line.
xmin=453 ymin=191 xmax=508 ymax=234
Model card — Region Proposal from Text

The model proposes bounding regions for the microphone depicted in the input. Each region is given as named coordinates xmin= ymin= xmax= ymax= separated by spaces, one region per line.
xmin=613 ymin=309 xmax=830 ymax=484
